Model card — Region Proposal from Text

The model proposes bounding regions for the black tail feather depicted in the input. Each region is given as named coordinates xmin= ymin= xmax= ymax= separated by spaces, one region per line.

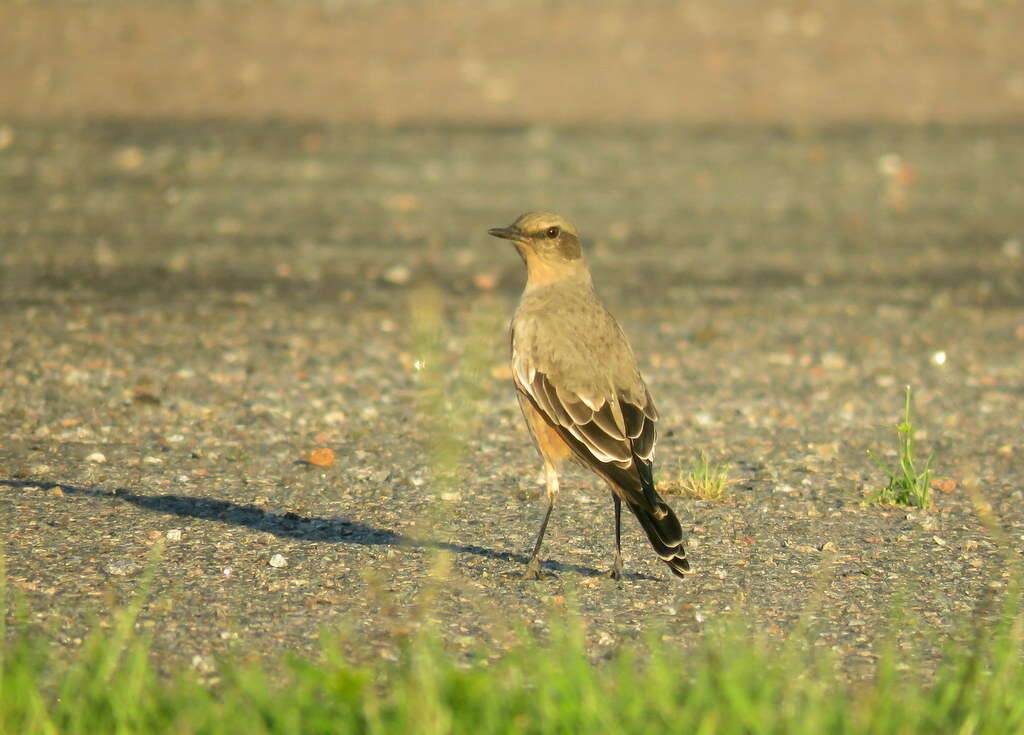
xmin=627 ymin=497 xmax=690 ymax=578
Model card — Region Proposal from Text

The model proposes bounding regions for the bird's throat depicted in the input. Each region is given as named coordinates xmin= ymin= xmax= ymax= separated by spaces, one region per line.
xmin=518 ymin=245 xmax=585 ymax=287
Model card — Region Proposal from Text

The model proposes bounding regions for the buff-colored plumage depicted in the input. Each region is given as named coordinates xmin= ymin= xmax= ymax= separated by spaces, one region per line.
xmin=489 ymin=212 xmax=689 ymax=580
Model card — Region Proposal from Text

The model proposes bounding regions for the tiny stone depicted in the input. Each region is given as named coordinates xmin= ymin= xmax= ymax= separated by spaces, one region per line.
xmin=86 ymin=451 xmax=107 ymax=463
xmin=382 ymin=264 xmax=412 ymax=285
xmin=166 ymin=528 xmax=183 ymax=541
xmin=113 ymin=146 xmax=145 ymax=171
xmin=819 ymin=541 xmax=837 ymax=552
xmin=324 ymin=410 xmax=347 ymax=425
xmin=269 ymin=553 xmax=288 ymax=568
xmin=105 ymin=560 xmax=135 ymax=576
xmin=191 ymin=655 xmax=216 ymax=674
xmin=821 ymin=352 xmax=847 ymax=370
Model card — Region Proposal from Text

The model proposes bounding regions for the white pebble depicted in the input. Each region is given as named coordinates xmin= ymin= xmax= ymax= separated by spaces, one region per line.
xmin=269 ymin=553 xmax=288 ymax=568
xmin=166 ymin=529 xmax=183 ymax=541
xmin=105 ymin=560 xmax=134 ymax=576
xmin=382 ymin=264 xmax=411 ymax=285
xmin=693 ymin=412 xmax=714 ymax=426
xmin=86 ymin=451 xmax=106 ymax=463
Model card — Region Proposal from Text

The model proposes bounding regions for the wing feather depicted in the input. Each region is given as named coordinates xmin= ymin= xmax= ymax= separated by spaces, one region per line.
xmin=511 ymin=323 xmax=659 ymax=476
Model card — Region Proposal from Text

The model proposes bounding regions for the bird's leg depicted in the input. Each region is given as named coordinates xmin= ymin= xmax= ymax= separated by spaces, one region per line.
xmin=524 ymin=463 xmax=559 ymax=579
xmin=608 ymin=492 xmax=624 ymax=579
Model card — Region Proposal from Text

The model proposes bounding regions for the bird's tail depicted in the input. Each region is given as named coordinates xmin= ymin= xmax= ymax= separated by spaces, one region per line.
xmin=626 ymin=496 xmax=690 ymax=578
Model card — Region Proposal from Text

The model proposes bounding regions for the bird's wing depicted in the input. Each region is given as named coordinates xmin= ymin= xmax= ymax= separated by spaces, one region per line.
xmin=511 ymin=326 xmax=658 ymax=474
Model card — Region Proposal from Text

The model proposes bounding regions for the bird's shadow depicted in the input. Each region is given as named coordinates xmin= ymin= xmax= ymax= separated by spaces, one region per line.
xmin=1 ymin=479 xmax=658 ymax=581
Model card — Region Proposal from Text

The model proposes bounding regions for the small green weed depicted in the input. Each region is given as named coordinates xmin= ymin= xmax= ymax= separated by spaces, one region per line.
xmin=665 ymin=449 xmax=732 ymax=500
xmin=869 ymin=385 xmax=933 ymax=508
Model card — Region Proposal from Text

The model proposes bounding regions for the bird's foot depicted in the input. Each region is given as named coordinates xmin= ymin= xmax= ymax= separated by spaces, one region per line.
xmin=606 ymin=553 xmax=624 ymax=580
xmin=522 ymin=557 xmax=544 ymax=580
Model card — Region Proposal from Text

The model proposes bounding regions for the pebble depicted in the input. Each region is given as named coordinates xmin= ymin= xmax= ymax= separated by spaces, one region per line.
xmin=269 ymin=553 xmax=288 ymax=568
xmin=382 ymin=264 xmax=412 ymax=285
xmin=166 ymin=528 xmax=183 ymax=541
xmin=693 ymin=412 xmax=714 ymax=426
xmin=105 ymin=560 xmax=136 ymax=576
xmin=86 ymin=451 xmax=107 ymax=463
xmin=821 ymin=352 xmax=847 ymax=370
xmin=324 ymin=410 xmax=347 ymax=425
xmin=113 ymin=146 xmax=145 ymax=171
xmin=191 ymin=655 xmax=216 ymax=674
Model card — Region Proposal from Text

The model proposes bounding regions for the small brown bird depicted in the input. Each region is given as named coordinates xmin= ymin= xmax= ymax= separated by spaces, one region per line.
xmin=488 ymin=212 xmax=689 ymax=580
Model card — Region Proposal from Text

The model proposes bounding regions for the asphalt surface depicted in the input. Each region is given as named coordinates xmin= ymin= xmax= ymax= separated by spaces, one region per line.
xmin=2 ymin=120 xmax=1023 ymax=678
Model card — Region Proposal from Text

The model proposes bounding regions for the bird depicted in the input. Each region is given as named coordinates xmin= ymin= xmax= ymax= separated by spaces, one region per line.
xmin=488 ymin=212 xmax=689 ymax=580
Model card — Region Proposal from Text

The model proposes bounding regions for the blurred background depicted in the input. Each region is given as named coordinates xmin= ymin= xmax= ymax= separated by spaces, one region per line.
xmin=4 ymin=0 xmax=1023 ymax=124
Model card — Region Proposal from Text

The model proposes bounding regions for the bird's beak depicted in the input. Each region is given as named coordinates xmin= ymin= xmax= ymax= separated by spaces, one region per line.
xmin=487 ymin=225 xmax=522 ymax=242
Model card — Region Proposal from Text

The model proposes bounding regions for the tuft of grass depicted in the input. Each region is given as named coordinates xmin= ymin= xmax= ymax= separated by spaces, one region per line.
xmin=869 ymin=385 xmax=933 ymax=508
xmin=664 ymin=449 xmax=733 ymax=500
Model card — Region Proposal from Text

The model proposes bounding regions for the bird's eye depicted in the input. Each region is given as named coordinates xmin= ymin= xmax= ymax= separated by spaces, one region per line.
xmin=545 ymin=226 xmax=560 ymax=239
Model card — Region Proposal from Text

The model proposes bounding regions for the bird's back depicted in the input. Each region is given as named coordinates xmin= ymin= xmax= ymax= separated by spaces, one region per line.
xmin=512 ymin=276 xmax=648 ymax=409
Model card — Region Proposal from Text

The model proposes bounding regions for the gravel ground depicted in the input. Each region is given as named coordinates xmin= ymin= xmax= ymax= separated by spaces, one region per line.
xmin=1 ymin=120 xmax=1023 ymax=679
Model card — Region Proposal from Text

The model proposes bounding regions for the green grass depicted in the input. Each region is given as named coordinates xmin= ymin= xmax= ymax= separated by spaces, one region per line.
xmin=869 ymin=386 xmax=933 ymax=508
xmin=6 ymin=556 xmax=1023 ymax=735
xmin=663 ymin=449 xmax=733 ymax=500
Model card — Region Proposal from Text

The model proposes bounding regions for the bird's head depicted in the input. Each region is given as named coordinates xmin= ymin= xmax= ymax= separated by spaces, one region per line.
xmin=488 ymin=212 xmax=584 ymax=282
